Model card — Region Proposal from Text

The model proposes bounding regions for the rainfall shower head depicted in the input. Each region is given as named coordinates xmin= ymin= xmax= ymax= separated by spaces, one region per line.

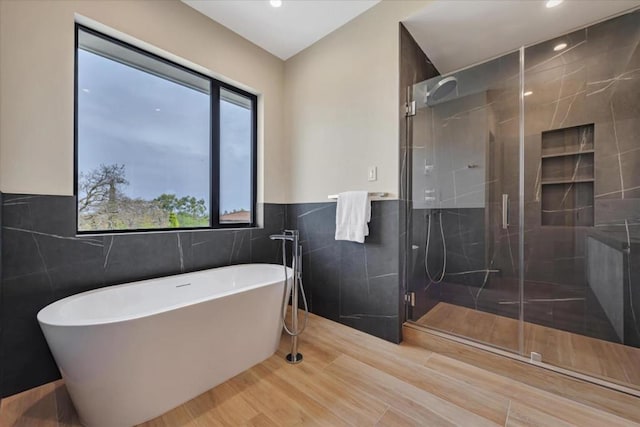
xmin=426 ymin=76 xmax=458 ymax=105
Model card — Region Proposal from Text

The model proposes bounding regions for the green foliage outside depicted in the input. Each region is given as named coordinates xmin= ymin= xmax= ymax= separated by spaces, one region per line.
xmin=168 ymin=212 xmax=180 ymax=228
xmin=78 ymin=164 xmax=209 ymax=231
xmin=154 ymin=194 xmax=209 ymax=227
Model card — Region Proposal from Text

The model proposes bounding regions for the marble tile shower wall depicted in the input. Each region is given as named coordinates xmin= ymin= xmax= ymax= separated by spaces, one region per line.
xmin=409 ymin=208 xmax=487 ymax=310
xmin=0 ymin=194 xmax=286 ymax=397
xmin=522 ymin=11 xmax=640 ymax=287
xmin=415 ymin=209 xmax=481 ymax=281
xmin=520 ymin=11 xmax=640 ymax=342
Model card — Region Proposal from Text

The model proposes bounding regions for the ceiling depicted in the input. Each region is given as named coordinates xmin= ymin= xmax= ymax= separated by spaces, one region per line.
xmin=403 ymin=0 xmax=640 ymax=75
xmin=182 ymin=0 xmax=381 ymax=60
xmin=183 ymin=0 xmax=639 ymax=70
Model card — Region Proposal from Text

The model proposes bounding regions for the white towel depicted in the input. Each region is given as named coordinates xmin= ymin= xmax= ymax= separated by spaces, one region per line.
xmin=335 ymin=191 xmax=371 ymax=243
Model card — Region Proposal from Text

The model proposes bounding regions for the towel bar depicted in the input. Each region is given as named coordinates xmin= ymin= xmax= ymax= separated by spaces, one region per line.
xmin=328 ymin=192 xmax=387 ymax=200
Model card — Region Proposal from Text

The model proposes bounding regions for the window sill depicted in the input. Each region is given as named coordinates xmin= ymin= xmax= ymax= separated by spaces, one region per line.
xmin=76 ymin=225 xmax=261 ymax=238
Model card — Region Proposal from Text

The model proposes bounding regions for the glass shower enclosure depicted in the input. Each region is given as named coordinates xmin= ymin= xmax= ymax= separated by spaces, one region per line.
xmin=405 ymin=9 xmax=640 ymax=392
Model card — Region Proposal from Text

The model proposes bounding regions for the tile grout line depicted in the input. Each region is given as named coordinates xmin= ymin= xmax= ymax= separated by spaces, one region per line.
xmin=423 ymin=351 xmax=435 ymax=365
xmin=54 ymin=384 xmax=60 ymax=427
xmin=181 ymin=396 xmax=201 ymax=427
xmin=372 ymin=405 xmax=391 ymax=425
xmin=503 ymin=400 xmax=512 ymax=427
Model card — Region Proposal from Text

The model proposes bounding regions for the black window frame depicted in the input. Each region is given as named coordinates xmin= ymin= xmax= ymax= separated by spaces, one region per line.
xmin=74 ymin=24 xmax=258 ymax=234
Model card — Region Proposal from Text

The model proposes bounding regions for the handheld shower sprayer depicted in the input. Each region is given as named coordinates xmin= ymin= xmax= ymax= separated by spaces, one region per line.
xmin=270 ymin=230 xmax=309 ymax=364
xmin=425 ymin=212 xmax=447 ymax=283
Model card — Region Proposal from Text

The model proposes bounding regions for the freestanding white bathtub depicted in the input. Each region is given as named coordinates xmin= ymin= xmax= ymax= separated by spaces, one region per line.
xmin=37 ymin=263 xmax=291 ymax=427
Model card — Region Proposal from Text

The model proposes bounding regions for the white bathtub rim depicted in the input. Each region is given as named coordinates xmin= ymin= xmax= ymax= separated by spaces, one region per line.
xmin=38 ymin=263 xmax=292 ymax=328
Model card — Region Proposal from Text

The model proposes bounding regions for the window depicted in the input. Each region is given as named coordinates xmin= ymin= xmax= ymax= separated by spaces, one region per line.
xmin=75 ymin=25 xmax=257 ymax=233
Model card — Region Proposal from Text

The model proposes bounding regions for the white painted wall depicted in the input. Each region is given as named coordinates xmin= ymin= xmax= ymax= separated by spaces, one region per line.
xmin=284 ymin=0 xmax=430 ymax=203
xmin=0 ymin=0 xmax=434 ymax=205
xmin=0 ymin=0 xmax=286 ymax=203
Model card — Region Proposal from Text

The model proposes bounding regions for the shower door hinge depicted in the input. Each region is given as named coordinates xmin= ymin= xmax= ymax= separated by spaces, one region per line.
xmin=405 ymin=292 xmax=416 ymax=307
xmin=405 ymin=101 xmax=416 ymax=117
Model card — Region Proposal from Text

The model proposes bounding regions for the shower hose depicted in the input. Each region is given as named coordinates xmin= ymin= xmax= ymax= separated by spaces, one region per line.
xmin=279 ymin=239 xmax=309 ymax=337
xmin=425 ymin=211 xmax=447 ymax=283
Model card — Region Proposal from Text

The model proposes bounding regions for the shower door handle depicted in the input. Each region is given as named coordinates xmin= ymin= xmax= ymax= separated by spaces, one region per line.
xmin=502 ymin=194 xmax=509 ymax=229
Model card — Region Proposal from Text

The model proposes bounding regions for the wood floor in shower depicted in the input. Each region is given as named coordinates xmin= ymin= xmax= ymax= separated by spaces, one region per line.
xmin=3 ymin=310 xmax=640 ymax=426
xmin=416 ymin=302 xmax=640 ymax=390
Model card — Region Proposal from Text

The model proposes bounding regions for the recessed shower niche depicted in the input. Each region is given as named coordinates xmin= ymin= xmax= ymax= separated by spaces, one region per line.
xmin=540 ymin=124 xmax=594 ymax=227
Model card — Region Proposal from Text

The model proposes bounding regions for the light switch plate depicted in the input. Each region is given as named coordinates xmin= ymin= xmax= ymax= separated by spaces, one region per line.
xmin=368 ymin=166 xmax=377 ymax=182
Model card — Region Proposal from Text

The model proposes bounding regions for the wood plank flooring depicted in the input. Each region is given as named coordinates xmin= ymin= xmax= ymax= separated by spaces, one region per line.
xmin=416 ymin=302 xmax=640 ymax=390
xmin=2 ymin=310 xmax=640 ymax=426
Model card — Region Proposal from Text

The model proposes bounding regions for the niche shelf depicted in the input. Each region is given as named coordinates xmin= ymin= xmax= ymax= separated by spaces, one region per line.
xmin=540 ymin=124 xmax=594 ymax=227
xmin=541 ymin=149 xmax=594 ymax=159
xmin=541 ymin=178 xmax=594 ymax=185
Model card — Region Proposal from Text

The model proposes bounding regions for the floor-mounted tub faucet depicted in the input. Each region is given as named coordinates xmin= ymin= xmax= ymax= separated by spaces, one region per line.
xmin=270 ymin=229 xmax=308 ymax=363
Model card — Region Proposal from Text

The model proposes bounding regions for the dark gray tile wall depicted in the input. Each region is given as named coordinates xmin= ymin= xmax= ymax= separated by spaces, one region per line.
xmin=520 ymin=10 xmax=640 ymax=344
xmin=286 ymin=201 xmax=401 ymax=343
xmin=399 ymin=23 xmax=440 ymax=325
xmin=410 ymin=208 xmax=487 ymax=296
xmin=0 ymin=194 xmax=285 ymax=397
xmin=588 ymin=229 xmax=640 ymax=347
xmin=522 ymin=10 xmax=640 ymax=286
xmin=586 ymin=237 xmax=625 ymax=341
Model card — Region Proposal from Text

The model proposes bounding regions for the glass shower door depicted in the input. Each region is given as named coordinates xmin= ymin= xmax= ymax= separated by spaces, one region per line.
xmin=406 ymin=51 xmax=523 ymax=354
xmin=405 ymin=7 xmax=640 ymax=393
xmin=522 ymin=10 xmax=640 ymax=391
